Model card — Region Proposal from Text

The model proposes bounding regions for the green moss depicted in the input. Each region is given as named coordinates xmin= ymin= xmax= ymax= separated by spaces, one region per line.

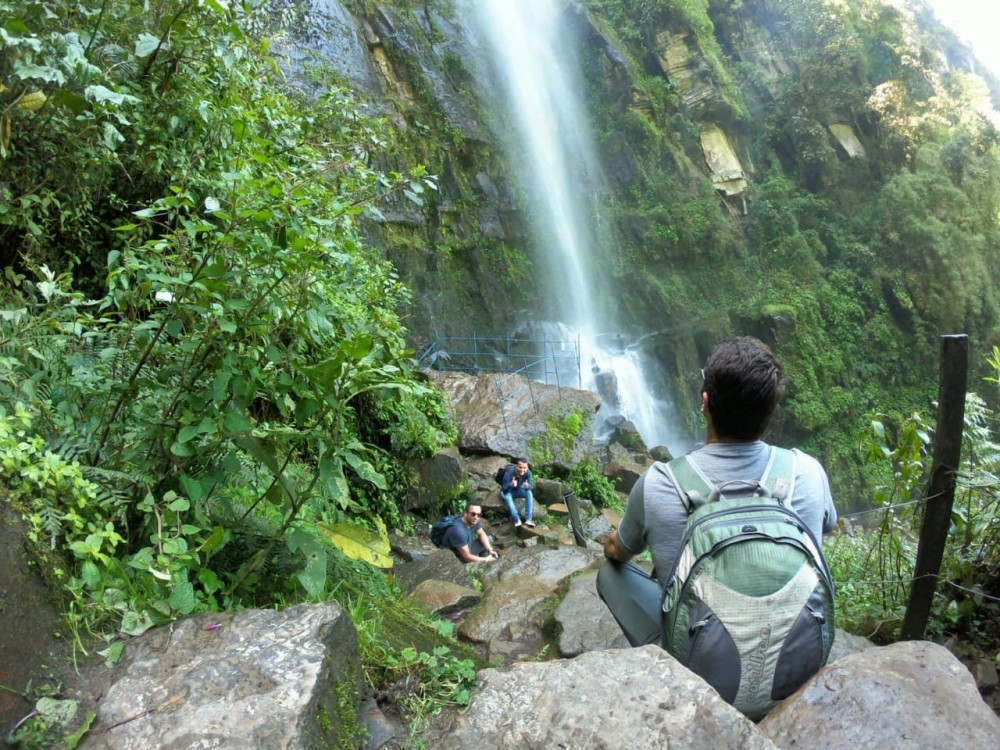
xmin=333 ymin=678 xmax=362 ymax=749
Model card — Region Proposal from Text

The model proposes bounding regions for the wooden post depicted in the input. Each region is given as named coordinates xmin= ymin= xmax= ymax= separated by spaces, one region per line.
xmin=900 ymin=334 xmax=968 ymax=640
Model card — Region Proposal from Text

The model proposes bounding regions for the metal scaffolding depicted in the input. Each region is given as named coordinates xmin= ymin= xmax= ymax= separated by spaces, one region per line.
xmin=416 ymin=333 xmax=582 ymax=389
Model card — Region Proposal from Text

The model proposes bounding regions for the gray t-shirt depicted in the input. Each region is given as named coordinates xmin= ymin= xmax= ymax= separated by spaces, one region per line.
xmin=616 ymin=441 xmax=838 ymax=597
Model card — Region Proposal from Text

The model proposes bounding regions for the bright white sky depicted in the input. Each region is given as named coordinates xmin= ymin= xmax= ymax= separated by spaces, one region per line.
xmin=924 ymin=0 xmax=1000 ymax=78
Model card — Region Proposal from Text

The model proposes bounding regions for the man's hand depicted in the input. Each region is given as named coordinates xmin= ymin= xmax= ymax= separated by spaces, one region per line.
xmin=603 ymin=530 xmax=634 ymax=562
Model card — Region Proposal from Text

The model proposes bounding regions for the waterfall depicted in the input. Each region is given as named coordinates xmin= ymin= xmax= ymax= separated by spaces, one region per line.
xmin=471 ymin=0 xmax=692 ymax=456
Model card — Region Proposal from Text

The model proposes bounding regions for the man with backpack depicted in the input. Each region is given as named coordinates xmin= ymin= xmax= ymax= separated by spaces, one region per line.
xmin=499 ymin=457 xmax=536 ymax=528
xmin=596 ymin=336 xmax=838 ymax=720
xmin=432 ymin=502 xmax=500 ymax=564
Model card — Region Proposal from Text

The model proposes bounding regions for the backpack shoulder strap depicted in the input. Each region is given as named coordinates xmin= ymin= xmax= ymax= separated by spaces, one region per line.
xmin=760 ymin=447 xmax=797 ymax=503
xmin=665 ymin=455 xmax=713 ymax=514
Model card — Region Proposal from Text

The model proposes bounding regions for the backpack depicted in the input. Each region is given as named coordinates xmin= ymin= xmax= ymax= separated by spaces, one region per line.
xmin=430 ymin=515 xmax=465 ymax=548
xmin=494 ymin=463 xmax=513 ymax=487
xmin=660 ymin=447 xmax=835 ymax=721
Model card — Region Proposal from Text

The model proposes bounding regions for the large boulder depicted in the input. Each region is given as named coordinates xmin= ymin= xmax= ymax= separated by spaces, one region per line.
xmin=81 ymin=603 xmax=360 ymax=749
xmin=760 ymin=640 xmax=1000 ymax=749
xmin=554 ymin=571 xmax=630 ymax=657
xmin=425 ymin=370 xmax=601 ymax=464
xmin=406 ymin=446 xmax=466 ymax=512
xmin=393 ymin=547 xmax=478 ymax=594
xmin=427 ymin=638 xmax=1000 ymax=749
xmin=430 ymin=646 xmax=776 ymax=749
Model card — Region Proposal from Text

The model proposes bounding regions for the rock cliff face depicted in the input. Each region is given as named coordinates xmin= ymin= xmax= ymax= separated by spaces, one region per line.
xmin=279 ymin=0 xmax=1000 ymax=489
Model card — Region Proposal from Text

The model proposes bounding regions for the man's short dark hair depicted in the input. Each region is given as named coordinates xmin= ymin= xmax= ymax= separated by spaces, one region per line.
xmin=702 ymin=336 xmax=784 ymax=441
xmin=465 ymin=501 xmax=483 ymax=513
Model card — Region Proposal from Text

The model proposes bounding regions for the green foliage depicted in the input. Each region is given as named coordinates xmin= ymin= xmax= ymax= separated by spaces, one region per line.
xmin=826 ymin=411 xmax=929 ymax=640
xmin=567 ymin=457 xmax=620 ymax=511
xmin=348 ymin=593 xmax=477 ymax=741
xmin=7 ymin=695 xmax=94 ymax=750
xmin=529 ymin=407 xmax=590 ymax=465
xmin=1 ymin=405 xmax=226 ymax=644
xmin=0 ymin=0 xmax=452 ymax=643
xmin=832 ymin=385 xmax=1000 ymax=648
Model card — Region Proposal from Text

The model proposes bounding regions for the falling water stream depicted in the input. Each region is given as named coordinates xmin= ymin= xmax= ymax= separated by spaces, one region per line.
xmin=472 ymin=0 xmax=691 ymax=455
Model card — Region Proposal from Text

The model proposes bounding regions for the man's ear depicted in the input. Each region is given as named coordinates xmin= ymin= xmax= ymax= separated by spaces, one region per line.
xmin=700 ymin=391 xmax=709 ymax=414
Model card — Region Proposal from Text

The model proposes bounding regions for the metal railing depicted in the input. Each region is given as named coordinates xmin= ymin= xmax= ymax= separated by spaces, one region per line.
xmin=417 ymin=333 xmax=582 ymax=388
xmin=417 ymin=334 xmax=583 ymax=438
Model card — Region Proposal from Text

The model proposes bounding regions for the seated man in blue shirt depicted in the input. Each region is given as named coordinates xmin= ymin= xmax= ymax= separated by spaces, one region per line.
xmin=500 ymin=458 xmax=535 ymax=528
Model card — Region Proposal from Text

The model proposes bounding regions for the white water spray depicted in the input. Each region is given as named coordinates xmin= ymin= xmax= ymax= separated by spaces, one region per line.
xmin=472 ymin=0 xmax=691 ymax=455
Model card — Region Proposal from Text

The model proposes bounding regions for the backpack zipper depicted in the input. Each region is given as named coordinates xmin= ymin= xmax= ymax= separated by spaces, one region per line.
xmin=680 ymin=504 xmax=803 ymax=547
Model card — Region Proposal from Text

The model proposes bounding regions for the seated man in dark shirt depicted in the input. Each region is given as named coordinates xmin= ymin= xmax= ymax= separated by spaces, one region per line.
xmin=443 ymin=503 xmax=500 ymax=564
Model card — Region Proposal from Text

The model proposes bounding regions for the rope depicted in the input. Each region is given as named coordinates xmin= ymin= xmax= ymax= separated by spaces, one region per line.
xmin=839 ymin=499 xmax=923 ymax=521
xmin=835 ymin=574 xmax=1000 ymax=604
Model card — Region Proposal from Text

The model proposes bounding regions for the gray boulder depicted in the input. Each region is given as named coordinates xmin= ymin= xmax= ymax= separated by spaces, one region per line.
xmin=393 ymin=547 xmax=478 ymax=594
xmin=555 ymin=571 xmax=630 ymax=657
xmin=424 ymin=370 xmax=600 ymax=464
xmin=406 ymin=446 xmax=466 ymax=512
xmin=760 ymin=640 xmax=1000 ymax=749
xmin=430 ymin=646 xmax=776 ymax=749
xmin=81 ymin=603 xmax=359 ymax=750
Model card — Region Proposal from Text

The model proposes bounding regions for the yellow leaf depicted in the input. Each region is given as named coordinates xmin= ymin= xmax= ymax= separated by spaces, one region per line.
xmin=318 ymin=522 xmax=393 ymax=569
xmin=18 ymin=91 xmax=47 ymax=111
xmin=1 ymin=114 xmax=10 ymax=151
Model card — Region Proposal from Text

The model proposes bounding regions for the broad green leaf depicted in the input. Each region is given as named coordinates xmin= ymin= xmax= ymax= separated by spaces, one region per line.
xmin=177 ymin=425 xmax=202 ymax=444
xmin=103 ymin=122 xmax=124 ymax=150
xmin=223 ymin=410 xmax=253 ymax=434
xmin=169 ymin=581 xmax=196 ymax=614
xmin=167 ymin=497 xmax=190 ymax=512
xmin=65 ymin=711 xmax=96 ymax=749
xmin=120 ymin=609 xmax=155 ymax=636
xmin=197 ymin=567 xmax=222 ymax=593
xmin=301 ymin=356 xmax=347 ymax=391
xmin=287 ymin=528 xmax=328 ymax=596
xmin=177 ymin=417 xmax=217 ymax=444
xmin=12 ymin=61 xmax=65 ymax=84
xmin=52 ymin=88 xmax=87 ymax=114
xmin=343 ymin=334 xmax=374 ymax=361
xmin=170 ymin=440 xmax=196 ymax=457
xmin=134 ymin=33 xmax=162 ymax=58
xmin=81 ymin=560 xmax=100 ymax=588
xmin=342 ymin=451 xmax=387 ymax=489
xmin=318 ymin=522 xmax=393 ymax=569
xmin=98 ymin=641 xmax=125 ymax=667
xmin=35 ymin=697 xmax=79 ymax=724
xmin=179 ymin=474 xmax=204 ymax=503
xmin=212 ymin=368 xmax=232 ymax=403
xmin=85 ymin=84 xmax=139 ymax=106
xmin=319 ymin=455 xmax=349 ymax=505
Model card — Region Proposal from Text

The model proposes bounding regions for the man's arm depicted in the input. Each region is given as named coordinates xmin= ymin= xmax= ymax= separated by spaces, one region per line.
xmin=603 ymin=529 xmax=635 ymax=562
xmin=457 ymin=543 xmax=497 ymax=563
xmin=604 ymin=471 xmax=648 ymax=562
xmin=477 ymin=528 xmax=498 ymax=559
